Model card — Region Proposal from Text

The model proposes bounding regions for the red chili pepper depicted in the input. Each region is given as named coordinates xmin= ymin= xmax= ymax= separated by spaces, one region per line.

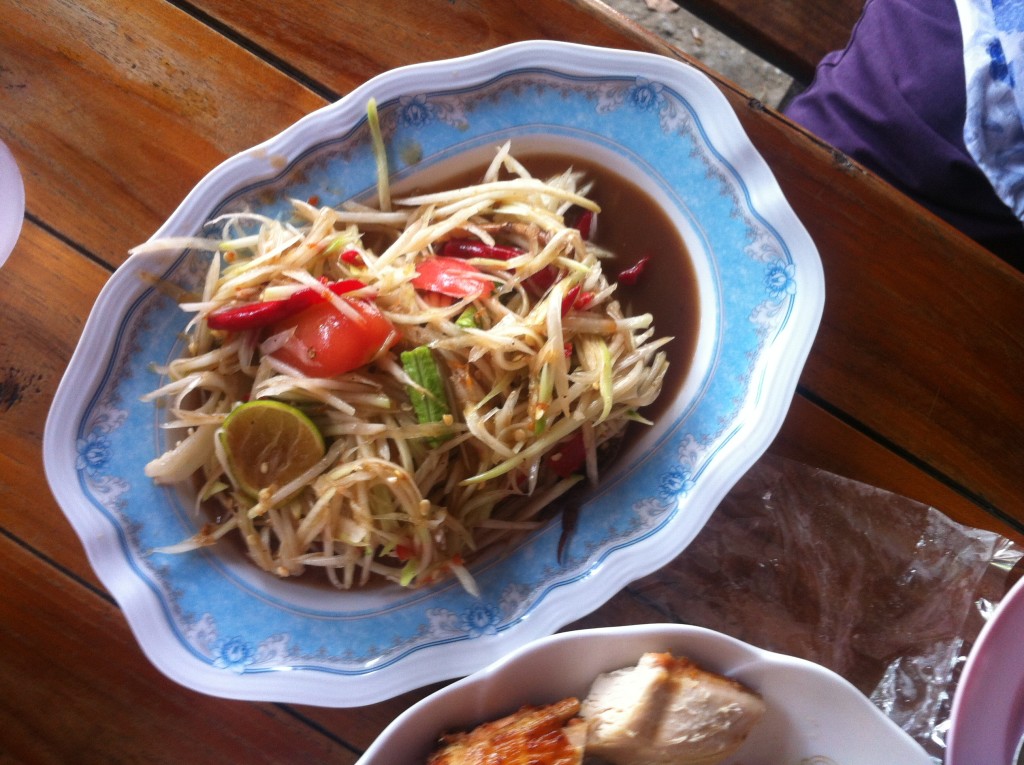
xmin=560 ymin=284 xmax=594 ymax=316
xmin=441 ymin=238 xmax=524 ymax=260
xmin=524 ymin=266 xmax=559 ymax=298
xmin=547 ymin=430 xmax=586 ymax=478
xmin=573 ymin=210 xmax=596 ymax=240
xmin=206 ymin=278 xmax=366 ymax=331
xmin=339 ymin=249 xmax=364 ymax=265
xmin=617 ymin=255 xmax=650 ymax=286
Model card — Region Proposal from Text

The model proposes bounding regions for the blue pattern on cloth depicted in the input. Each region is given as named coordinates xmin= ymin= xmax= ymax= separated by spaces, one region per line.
xmin=956 ymin=0 xmax=1024 ymax=221
xmin=992 ymin=0 xmax=1024 ymax=31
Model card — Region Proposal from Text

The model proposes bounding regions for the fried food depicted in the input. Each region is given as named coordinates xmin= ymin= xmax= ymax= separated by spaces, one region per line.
xmin=581 ymin=652 xmax=766 ymax=765
xmin=428 ymin=697 xmax=585 ymax=765
xmin=424 ymin=652 xmax=765 ymax=765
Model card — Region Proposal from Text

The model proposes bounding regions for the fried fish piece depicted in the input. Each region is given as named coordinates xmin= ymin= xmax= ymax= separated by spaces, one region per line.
xmin=428 ymin=697 xmax=585 ymax=765
xmin=581 ymin=652 xmax=766 ymax=765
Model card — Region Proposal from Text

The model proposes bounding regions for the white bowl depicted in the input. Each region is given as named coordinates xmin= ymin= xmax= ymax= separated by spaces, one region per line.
xmin=0 ymin=139 xmax=25 ymax=268
xmin=43 ymin=41 xmax=823 ymax=705
xmin=358 ymin=624 xmax=931 ymax=764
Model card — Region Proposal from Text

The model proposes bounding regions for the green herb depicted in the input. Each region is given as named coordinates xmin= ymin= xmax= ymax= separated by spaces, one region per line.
xmin=455 ymin=306 xmax=479 ymax=328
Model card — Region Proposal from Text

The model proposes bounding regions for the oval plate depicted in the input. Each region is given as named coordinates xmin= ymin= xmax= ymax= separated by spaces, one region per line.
xmin=44 ymin=41 xmax=823 ymax=705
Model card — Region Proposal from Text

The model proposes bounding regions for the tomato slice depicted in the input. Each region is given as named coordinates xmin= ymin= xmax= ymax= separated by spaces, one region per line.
xmin=413 ymin=256 xmax=494 ymax=298
xmin=270 ymin=298 xmax=397 ymax=378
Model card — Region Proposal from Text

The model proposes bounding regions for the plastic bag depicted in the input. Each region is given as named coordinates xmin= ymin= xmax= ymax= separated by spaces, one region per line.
xmin=620 ymin=453 xmax=1022 ymax=761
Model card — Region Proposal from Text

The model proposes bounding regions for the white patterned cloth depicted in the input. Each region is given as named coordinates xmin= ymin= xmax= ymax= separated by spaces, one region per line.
xmin=956 ymin=0 xmax=1024 ymax=221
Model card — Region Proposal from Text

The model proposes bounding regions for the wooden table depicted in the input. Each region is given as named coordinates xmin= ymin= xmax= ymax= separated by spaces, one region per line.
xmin=3 ymin=1 xmax=1023 ymax=761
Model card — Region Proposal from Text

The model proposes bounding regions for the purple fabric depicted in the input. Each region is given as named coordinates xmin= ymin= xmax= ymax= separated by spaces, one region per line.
xmin=784 ymin=0 xmax=1024 ymax=265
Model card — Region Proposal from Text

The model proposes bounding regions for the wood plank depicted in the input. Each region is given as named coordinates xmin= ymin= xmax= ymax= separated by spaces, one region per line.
xmin=778 ymin=156 xmax=1024 ymax=524
xmin=0 ymin=0 xmax=325 ymax=270
xmin=0 ymin=533 xmax=357 ymax=764
xmin=770 ymin=396 xmax=1024 ymax=543
xmin=673 ymin=0 xmax=864 ymax=83
xmin=183 ymin=0 xmax=664 ymax=96
xmin=0 ymin=223 xmax=109 ymax=587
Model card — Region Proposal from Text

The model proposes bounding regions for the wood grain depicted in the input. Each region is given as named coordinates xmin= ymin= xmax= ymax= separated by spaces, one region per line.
xmin=0 ymin=532 xmax=357 ymax=764
xmin=0 ymin=0 xmax=325 ymax=269
xmin=771 ymin=397 xmax=1024 ymax=542
xmin=0 ymin=224 xmax=109 ymax=586
xmin=184 ymin=0 xmax=661 ymax=95
xmin=771 ymin=137 xmax=1024 ymax=522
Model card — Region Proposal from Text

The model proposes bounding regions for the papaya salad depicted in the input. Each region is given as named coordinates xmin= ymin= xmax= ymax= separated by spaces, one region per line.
xmin=139 ymin=119 xmax=671 ymax=596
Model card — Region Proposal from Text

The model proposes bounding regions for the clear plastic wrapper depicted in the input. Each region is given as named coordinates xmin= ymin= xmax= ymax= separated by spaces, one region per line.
xmin=611 ymin=453 xmax=1022 ymax=762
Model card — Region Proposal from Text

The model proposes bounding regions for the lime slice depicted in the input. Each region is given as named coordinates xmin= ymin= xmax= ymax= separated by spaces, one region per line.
xmin=219 ymin=400 xmax=325 ymax=497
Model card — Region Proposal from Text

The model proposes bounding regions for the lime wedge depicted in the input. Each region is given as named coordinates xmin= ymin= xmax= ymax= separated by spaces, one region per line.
xmin=219 ymin=400 xmax=325 ymax=497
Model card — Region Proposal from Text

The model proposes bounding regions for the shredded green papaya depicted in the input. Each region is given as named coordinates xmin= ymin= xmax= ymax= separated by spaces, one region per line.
xmin=140 ymin=135 xmax=671 ymax=596
xmin=367 ymin=97 xmax=391 ymax=212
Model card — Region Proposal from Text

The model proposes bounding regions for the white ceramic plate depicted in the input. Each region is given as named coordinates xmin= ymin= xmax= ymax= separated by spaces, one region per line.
xmin=358 ymin=624 xmax=931 ymax=765
xmin=0 ymin=139 xmax=25 ymax=267
xmin=43 ymin=41 xmax=824 ymax=705
xmin=947 ymin=574 xmax=1024 ymax=764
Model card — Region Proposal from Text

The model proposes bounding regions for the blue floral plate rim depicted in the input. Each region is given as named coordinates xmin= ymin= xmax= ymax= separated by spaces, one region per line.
xmin=44 ymin=41 xmax=823 ymax=706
